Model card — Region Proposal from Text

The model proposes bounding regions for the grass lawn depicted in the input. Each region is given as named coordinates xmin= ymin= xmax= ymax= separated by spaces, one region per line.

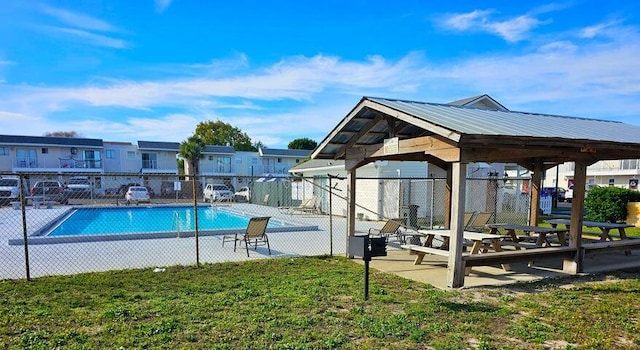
xmin=1 ymin=256 xmax=640 ymax=349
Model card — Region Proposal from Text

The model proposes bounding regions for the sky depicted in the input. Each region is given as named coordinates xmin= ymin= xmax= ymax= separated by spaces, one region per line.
xmin=1 ymin=1 xmax=639 ymax=149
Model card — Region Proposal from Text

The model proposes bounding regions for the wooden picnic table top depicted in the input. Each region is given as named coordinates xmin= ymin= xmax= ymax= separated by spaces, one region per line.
xmin=417 ymin=229 xmax=503 ymax=241
xmin=486 ymin=223 xmax=568 ymax=233
xmin=545 ymin=219 xmax=634 ymax=229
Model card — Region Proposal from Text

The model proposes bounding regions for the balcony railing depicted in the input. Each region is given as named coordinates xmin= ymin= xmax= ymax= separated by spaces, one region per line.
xmin=142 ymin=160 xmax=157 ymax=169
xmin=59 ymin=158 xmax=102 ymax=169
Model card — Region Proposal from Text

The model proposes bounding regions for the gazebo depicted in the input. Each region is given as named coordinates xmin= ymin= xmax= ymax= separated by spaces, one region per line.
xmin=310 ymin=96 xmax=640 ymax=288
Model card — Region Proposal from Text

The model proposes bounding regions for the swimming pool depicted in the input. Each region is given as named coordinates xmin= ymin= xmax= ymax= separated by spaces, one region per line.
xmin=11 ymin=205 xmax=318 ymax=245
xmin=48 ymin=206 xmax=280 ymax=236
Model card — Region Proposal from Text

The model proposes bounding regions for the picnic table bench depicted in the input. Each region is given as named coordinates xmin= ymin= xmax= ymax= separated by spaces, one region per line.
xmin=487 ymin=223 xmax=568 ymax=247
xmin=545 ymin=219 xmax=634 ymax=241
xmin=402 ymin=229 xmax=511 ymax=274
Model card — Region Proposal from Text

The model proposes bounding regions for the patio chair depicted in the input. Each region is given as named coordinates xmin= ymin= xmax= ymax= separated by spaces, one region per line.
xmin=278 ymin=196 xmax=318 ymax=214
xmin=465 ymin=212 xmax=493 ymax=232
xmin=368 ymin=219 xmax=403 ymax=241
xmin=463 ymin=212 xmax=476 ymax=228
xmin=222 ymin=216 xmax=271 ymax=257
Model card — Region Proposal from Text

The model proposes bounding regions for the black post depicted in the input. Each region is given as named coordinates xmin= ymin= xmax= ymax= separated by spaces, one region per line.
xmin=364 ymin=258 xmax=370 ymax=300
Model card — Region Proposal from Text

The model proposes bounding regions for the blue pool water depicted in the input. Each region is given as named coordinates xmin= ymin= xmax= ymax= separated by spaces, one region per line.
xmin=47 ymin=206 xmax=280 ymax=237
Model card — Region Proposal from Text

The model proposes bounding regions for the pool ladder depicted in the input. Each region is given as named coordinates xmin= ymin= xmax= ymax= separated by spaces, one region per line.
xmin=172 ymin=211 xmax=181 ymax=238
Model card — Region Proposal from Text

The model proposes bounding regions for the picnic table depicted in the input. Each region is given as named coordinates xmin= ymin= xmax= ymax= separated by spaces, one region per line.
xmin=401 ymin=229 xmax=511 ymax=273
xmin=545 ymin=219 xmax=633 ymax=241
xmin=486 ymin=223 xmax=569 ymax=247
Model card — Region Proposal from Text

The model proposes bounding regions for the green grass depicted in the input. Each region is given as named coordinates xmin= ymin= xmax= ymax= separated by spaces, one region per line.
xmin=1 ymin=257 xmax=640 ymax=349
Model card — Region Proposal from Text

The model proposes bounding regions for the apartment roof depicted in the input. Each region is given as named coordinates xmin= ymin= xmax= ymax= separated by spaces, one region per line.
xmin=203 ymin=145 xmax=235 ymax=154
xmin=137 ymin=141 xmax=180 ymax=151
xmin=0 ymin=134 xmax=103 ymax=147
xmin=259 ymin=148 xmax=311 ymax=158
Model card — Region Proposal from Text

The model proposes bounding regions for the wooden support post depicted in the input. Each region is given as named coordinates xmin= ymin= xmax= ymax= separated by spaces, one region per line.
xmin=564 ymin=161 xmax=587 ymax=274
xmin=447 ymin=162 xmax=467 ymax=288
xmin=346 ymin=169 xmax=357 ymax=258
xmin=529 ymin=160 xmax=543 ymax=226
xmin=444 ymin=164 xmax=452 ymax=230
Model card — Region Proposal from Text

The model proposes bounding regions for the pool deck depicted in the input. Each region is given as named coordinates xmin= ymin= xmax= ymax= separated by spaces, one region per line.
xmin=1 ymin=203 xmax=639 ymax=289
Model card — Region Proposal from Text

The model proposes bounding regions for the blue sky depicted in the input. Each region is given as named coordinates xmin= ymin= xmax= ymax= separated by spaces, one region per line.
xmin=1 ymin=1 xmax=639 ymax=148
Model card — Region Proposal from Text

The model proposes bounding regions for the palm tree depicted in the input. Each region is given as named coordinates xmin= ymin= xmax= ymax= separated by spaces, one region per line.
xmin=179 ymin=135 xmax=205 ymax=176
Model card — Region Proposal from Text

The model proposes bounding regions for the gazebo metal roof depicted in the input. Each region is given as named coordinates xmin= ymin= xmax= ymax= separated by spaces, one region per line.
xmin=312 ymin=96 xmax=640 ymax=167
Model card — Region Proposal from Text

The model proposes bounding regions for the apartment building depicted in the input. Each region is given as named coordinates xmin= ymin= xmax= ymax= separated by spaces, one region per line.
xmin=544 ymin=160 xmax=640 ymax=191
xmin=1 ymin=134 xmax=311 ymax=194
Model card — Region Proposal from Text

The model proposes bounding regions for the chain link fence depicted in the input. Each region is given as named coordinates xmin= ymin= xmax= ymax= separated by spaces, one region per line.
xmin=0 ymin=172 xmax=532 ymax=280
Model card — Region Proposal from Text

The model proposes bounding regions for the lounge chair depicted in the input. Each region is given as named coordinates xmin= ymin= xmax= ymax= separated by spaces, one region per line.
xmin=278 ymin=196 xmax=318 ymax=214
xmin=465 ymin=212 xmax=493 ymax=232
xmin=368 ymin=219 xmax=403 ymax=241
xmin=222 ymin=216 xmax=271 ymax=257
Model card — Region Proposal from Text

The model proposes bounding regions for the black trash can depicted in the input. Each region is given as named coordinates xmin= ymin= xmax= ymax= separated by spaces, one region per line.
xmin=401 ymin=204 xmax=419 ymax=228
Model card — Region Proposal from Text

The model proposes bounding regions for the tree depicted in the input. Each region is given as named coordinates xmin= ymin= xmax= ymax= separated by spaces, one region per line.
xmin=194 ymin=120 xmax=255 ymax=151
xmin=44 ymin=131 xmax=82 ymax=138
xmin=253 ymin=140 xmax=266 ymax=151
xmin=288 ymin=138 xmax=317 ymax=150
xmin=179 ymin=135 xmax=205 ymax=175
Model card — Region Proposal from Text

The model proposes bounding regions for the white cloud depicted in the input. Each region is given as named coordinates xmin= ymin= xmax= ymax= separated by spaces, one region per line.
xmin=34 ymin=5 xmax=129 ymax=49
xmin=439 ymin=9 xmax=548 ymax=42
xmin=485 ymin=15 xmax=546 ymax=42
xmin=155 ymin=0 xmax=172 ymax=13
xmin=38 ymin=4 xmax=120 ymax=32
xmin=579 ymin=20 xmax=623 ymax=38
xmin=442 ymin=9 xmax=493 ymax=31
xmin=43 ymin=26 xmax=129 ymax=49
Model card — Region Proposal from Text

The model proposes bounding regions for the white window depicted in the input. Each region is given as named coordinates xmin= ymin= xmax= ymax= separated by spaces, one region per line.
xmin=127 ymin=151 xmax=135 ymax=159
xmin=217 ymin=157 xmax=231 ymax=173
xmin=106 ymin=150 xmax=116 ymax=159
xmin=236 ymin=157 xmax=242 ymax=164
xmin=0 ymin=147 xmax=8 ymax=156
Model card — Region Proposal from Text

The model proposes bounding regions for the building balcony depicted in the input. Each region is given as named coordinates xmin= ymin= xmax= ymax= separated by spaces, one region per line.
xmin=12 ymin=158 xmax=103 ymax=173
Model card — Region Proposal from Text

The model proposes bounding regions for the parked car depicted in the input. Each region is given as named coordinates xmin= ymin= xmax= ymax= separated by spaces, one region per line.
xmin=66 ymin=177 xmax=92 ymax=198
xmin=117 ymin=183 xmax=142 ymax=196
xmin=125 ymin=186 xmax=150 ymax=204
xmin=234 ymin=186 xmax=251 ymax=202
xmin=203 ymin=184 xmax=234 ymax=202
xmin=542 ymin=187 xmax=566 ymax=202
xmin=30 ymin=180 xmax=69 ymax=204
xmin=0 ymin=176 xmax=27 ymax=205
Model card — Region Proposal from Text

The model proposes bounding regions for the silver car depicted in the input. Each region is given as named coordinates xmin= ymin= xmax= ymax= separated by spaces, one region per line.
xmin=125 ymin=186 xmax=150 ymax=204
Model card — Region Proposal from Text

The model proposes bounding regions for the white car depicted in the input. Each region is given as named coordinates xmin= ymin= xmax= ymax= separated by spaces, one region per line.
xmin=234 ymin=186 xmax=251 ymax=202
xmin=125 ymin=186 xmax=150 ymax=204
xmin=203 ymin=184 xmax=234 ymax=202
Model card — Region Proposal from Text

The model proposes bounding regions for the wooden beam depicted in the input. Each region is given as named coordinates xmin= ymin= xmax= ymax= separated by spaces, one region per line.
xmin=529 ymin=160 xmax=543 ymax=226
xmin=362 ymin=100 xmax=462 ymax=143
xmin=334 ymin=113 xmax=384 ymax=159
xmin=564 ymin=161 xmax=587 ymax=274
xmin=346 ymin=169 xmax=357 ymax=258
xmin=359 ymin=136 xmax=460 ymax=162
xmin=447 ymin=162 xmax=467 ymax=288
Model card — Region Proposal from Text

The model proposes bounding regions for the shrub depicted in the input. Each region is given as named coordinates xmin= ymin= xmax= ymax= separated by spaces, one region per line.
xmin=584 ymin=186 xmax=640 ymax=222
